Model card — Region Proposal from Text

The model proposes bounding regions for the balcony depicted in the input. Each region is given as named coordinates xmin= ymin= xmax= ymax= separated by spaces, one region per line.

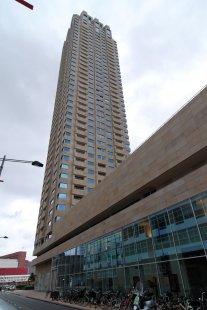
xmin=111 ymin=96 xmax=120 ymax=103
xmin=77 ymin=92 xmax=87 ymax=100
xmin=38 ymin=231 xmax=45 ymax=240
xmin=41 ymin=210 xmax=46 ymax=219
xmin=115 ymin=141 xmax=124 ymax=149
xmin=116 ymin=154 xmax=125 ymax=162
xmin=114 ymin=124 xmax=123 ymax=132
xmin=79 ymin=61 xmax=88 ymax=69
xmin=73 ymin=164 xmax=86 ymax=173
xmin=77 ymin=115 xmax=87 ymax=123
xmin=114 ymin=127 xmax=123 ymax=135
xmin=75 ymin=143 xmax=86 ymax=152
xmin=77 ymin=105 xmax=87 ymax=113
xmin=78 ymin=75 xmax=88 ymax=84
xmin=40 ymin=220 xmax=45 ymax=230
xmin=45 ymin=226 xmax=52 ymax=236
xmin=74 ymin=151 xmax=87 ymax=159
xmin=75 ymin=121 xmax=86 ymax=130
xmin=78 ymin=95 xmax=88 ymax=105
xmin=113 ymin=114 xmax=122 ymax=121
xmin=75 ymin=127 xmax=87 ymax=136
xmin=74 ymin=159 xmax=86 ymax=168
xmin=75 ymin=135 xmax=87 ymax=144
xmin=72 ymin=176 xmax=86 ymax=186
xmin=72 ymin=187 xmax=87 ymax=196
xmin=97 ymin=167 xmax=107 ymax=175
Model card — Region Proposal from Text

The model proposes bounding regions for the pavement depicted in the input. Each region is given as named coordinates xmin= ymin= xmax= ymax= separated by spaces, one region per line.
xmin=11 ymin=289 xmax=93 ymax=309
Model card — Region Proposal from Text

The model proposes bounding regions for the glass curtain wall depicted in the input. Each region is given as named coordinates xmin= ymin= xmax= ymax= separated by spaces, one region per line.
xmin=52 ymin=191 xmax=207 ymax=297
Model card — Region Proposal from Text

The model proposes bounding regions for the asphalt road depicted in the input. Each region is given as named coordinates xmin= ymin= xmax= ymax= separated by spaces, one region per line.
xmin=0 ymin=296 xmax=16 ymax=310
xmin=0 ymin=292 xmax=74 ymax=310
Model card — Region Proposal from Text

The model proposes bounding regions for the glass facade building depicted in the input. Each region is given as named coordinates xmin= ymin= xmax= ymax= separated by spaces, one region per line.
xmin=52 ymin=190 xmax=207 ymax=297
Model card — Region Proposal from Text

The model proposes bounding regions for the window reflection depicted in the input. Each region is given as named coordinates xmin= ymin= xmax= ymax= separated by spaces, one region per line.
xmin=134 ymin=219 xmax=154 ymax=264
xmin=191 ymin=192 xmax=207 ymax=252
xmin=150 ymin=211 xmax=176 ymax=261
xmin=125 ymin=266 xmax=140 ymax=291
xmin=139 ymin=264 xmax=158 ymax=296
xmin=179 ymin=257 xmax=207 ymax=297
xmin=52 ymin=190 xmax=207 ymax=295
xmin=169 ymin=200 xmax=204 ymax=258
xmin=157 ymin=260 xmax=184 ymax=296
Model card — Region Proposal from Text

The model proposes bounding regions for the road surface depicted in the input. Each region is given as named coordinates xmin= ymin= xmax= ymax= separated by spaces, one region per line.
xmin=0 ymin=295 xmax=16 ymax=309
xmin=0 ymin=291 xmax=74 ymax=310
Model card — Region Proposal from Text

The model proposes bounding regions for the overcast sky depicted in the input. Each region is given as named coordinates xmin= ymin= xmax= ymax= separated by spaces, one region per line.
xmin=0 ymin=0 xmax=207 ymax=261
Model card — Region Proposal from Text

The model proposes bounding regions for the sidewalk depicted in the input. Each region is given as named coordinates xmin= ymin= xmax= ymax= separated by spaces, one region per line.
xmin=11 ymin=290 xmax=92 ymax=309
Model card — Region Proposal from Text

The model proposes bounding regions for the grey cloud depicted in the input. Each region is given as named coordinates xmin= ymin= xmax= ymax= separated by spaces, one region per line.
xmin=1 ymin=0 xmax=207 ymax=260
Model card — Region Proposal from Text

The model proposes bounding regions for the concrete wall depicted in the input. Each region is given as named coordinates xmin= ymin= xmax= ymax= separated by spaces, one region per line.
xmin=33 ymin=86 xmax=207 ymax=268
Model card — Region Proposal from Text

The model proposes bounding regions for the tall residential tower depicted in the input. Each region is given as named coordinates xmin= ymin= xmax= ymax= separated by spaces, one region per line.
xmin=34 ymin=11 xmax=130 ymax=254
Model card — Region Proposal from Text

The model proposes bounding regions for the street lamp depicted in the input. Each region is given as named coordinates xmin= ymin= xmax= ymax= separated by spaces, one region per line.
xmin=15 ymin=0 xmax=34 ymax=10
xmin=0 ymin=155 xmax=43 ymax=179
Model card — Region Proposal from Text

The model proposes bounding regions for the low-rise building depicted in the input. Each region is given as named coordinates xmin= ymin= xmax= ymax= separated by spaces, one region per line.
xmin=0 ymin=251 xmax=31 ymax=286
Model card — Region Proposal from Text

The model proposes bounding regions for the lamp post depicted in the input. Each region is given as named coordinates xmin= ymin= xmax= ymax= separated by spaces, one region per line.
xmin=15 ymin=0 xmax=34 ymax=10
xmin=0 ymin=155 xmax=43 ymax=180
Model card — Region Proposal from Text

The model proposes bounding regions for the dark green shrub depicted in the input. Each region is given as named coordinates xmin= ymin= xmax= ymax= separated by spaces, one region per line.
xmin=24 ymin=285 xmax=34 ymax=290
xmin=15 ymin=284 xmax=26 ymax=290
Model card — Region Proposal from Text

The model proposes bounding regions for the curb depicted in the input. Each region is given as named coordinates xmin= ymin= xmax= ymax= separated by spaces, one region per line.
xmin=12 ymin=292 xmax=97 ymax=310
